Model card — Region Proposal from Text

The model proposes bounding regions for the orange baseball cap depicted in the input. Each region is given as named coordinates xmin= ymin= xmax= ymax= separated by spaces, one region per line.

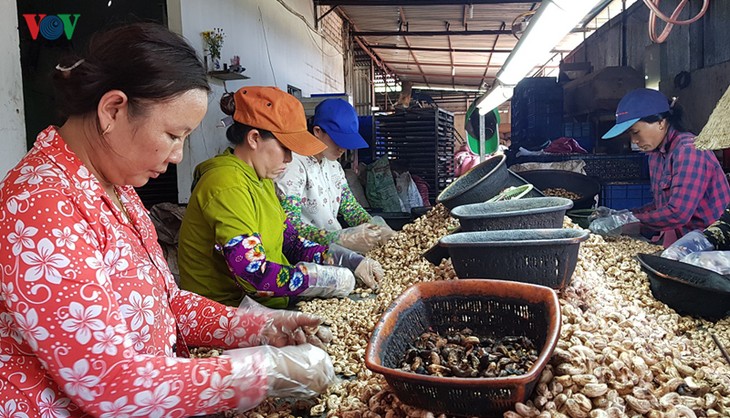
xmin=233 ymin=86 xmax=326 ymax=156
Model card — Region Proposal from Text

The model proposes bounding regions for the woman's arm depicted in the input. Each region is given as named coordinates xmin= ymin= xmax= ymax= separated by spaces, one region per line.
xmin=0 ymin=189 xmax=267 ymax=416
xmin=633 ymin=146 xmax=711 ymax=229
xmin=339 ymin=183 xmax=372 ymax=227
xmin=279 ymin=195 xmax=339 ymax=245
xmin=704 ymin=204 xmax=730 ymax=250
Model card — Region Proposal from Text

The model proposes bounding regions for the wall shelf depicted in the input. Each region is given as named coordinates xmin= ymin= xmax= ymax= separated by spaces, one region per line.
xmin=208 ymin=71 xmax=249 ymax=81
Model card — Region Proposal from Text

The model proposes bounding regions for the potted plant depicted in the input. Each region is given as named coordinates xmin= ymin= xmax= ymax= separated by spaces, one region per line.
xmin=201 ymin=28 xmax=225 ymax=71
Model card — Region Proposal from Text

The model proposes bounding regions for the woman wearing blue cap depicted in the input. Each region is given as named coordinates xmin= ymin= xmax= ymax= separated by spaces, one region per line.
xmin=590 ymin=88 xmax=730 ymax=246
xmin=275 ymin=99 xmax=392 ymax=289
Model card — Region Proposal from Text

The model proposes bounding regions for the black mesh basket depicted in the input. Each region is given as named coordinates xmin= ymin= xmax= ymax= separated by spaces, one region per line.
xmin=365 ymin=280 xmax=561 ymax=417
xmin=440 ymin=229 xmax=590 ymax=289
xmin=636 ymin=253 xmax=730 ymax=319
xmin=451 ymin=197 xmax=573 ymax=232
xmin=437 ymin=155 xmax=542 ymax=210
xmin=516 ymin=170 xmax=601 ymax=210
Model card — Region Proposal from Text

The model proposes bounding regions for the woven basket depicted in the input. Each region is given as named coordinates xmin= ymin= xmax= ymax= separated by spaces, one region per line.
xmin=452 ymin=197 xmax=573 ymax=232
xmin=440 ymin=228 xmax=590 ymax=289
xmin=365 ymin=279 xmax=561 ymax=417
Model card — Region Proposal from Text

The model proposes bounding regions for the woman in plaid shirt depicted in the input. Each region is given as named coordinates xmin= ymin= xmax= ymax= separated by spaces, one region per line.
xmin=594 ymin=88 xmax=730 ymax=247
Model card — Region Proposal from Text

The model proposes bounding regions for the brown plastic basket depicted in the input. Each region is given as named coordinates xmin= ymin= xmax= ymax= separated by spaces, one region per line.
xmin=365 ymin=280 xmax=561 ymax=417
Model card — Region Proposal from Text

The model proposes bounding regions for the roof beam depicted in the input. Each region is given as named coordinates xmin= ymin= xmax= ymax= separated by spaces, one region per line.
xmin=397 ymin=7 xmax=429 ymax=87
xmin=352 ymin=29 xmax=512 ymax=36
xmin=316 ymin=0 xmax=540 ymax=5
xmin=370 ymin=45 xmax=512 ymax=53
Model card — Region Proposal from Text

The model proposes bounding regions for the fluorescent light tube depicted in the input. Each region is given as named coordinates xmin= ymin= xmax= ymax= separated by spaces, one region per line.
xmin=497 ymin=0 xmax=602 ymax=85
xmin=476 ymin=84 xmax=514 ymax=115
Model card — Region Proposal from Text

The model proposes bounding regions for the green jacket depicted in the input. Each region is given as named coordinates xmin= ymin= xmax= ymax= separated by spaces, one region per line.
xmin=178 ymin=148 xmax=289 ymax=307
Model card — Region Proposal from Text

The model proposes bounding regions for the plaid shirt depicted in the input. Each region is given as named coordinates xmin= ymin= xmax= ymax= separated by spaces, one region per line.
xmin=633 ymin=128 xmax=730 ymax=237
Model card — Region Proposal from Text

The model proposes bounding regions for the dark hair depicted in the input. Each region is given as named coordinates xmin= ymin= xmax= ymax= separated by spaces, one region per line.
xmin=220 ymin=92 xmax=274 ymax=145
xmin=53 ymin=22 xmax=210 ymax=122
xmin=639 ymin=101 xmax=688 ymax=133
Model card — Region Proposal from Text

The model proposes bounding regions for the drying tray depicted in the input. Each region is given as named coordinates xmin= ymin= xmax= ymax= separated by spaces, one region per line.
xmin=452 ymin=197 xmax=573 ymax=232
xmin=635 ymin=253 xmax=730 ymax=320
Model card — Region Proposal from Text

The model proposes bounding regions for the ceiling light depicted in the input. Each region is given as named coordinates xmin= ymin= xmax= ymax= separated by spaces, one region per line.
xmin=475 ymin=84 xmax=514 ymax=115
xmin=497 ymin=0 xmax=602 ymax=85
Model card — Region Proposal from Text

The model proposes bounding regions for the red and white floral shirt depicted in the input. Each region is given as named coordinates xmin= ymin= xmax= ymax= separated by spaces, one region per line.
xmin=0 ymin=127 xmax=270 ymax=417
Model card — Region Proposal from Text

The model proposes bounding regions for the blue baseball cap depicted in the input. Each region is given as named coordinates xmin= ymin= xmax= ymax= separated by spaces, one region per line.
xmin=602 ymin=88 xmax=670 ymax=139
xmin=312 ymin=99 xmax=369 ymax=149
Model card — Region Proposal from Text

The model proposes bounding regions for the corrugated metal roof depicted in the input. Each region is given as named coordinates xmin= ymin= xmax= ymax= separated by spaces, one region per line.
xmin=332 ymin=1 xmax=629 ymax=91
xmin=336 ymin=2 xmax=538 ymax=90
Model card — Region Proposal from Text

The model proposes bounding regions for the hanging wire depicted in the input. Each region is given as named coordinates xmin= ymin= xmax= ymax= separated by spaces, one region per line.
xmin=644 ymin=0 xmax=710 ymax=43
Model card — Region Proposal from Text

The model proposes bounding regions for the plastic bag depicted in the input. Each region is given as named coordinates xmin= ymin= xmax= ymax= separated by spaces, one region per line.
xmin=366 ymin=157 xmax=404 ymax=212
xmin=680 ymin=251 xmax=730 ymax=275
xmin=394 ymin=171 xmax=423 ymax=211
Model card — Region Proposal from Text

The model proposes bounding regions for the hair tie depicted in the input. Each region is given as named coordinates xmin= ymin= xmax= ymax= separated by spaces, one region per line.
xmin=55 ymin=59 xmax=85 ymax=72
xmin=669 ymin=96 xmax=678 ymax=109
xmin=218 ymin=116 xmax=234 ymax=128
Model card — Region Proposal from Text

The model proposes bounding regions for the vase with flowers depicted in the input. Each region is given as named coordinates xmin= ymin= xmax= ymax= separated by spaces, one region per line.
xmin=201 ymin=28 xmax=225 ymax=72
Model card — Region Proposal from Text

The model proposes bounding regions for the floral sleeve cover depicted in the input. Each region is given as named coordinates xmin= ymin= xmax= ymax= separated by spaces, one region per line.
xmin=0 ymin=127 xmax=272 ymax=417
xmin=338 ymin=183 xmax=372 ymax=228
xmin=219 ymin=221 xmax=328 ymax=297
xmin=280 ymin=195 xmax=338 ymax=245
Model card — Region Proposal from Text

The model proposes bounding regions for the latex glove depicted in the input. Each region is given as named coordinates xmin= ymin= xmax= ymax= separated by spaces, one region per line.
xmin=370 ymin=216 xmax=397 ymax=244
xmin=297 ymin=262 xmax=355 ymax=299
xmin=237 ymin=296 xmax=332 ymax=349
xmin=334 ymin=223 xmax=381 ymax=253
xmin=325 ymin=243 xmax=365 ymax=270
xmin=353 ymin=257 xmax=384 ymax=290
xmin=224 ymin=343 xmax=336 ymax=402
xmin=588 ymin=210 xmax=640 ymax=236
xmin=660 ymin=230 xmax=714 ymax=260
xmin=679 ymin=251 xmax=730 ymax=274
xmin=590 ymin=206 xmax=614 ymax=221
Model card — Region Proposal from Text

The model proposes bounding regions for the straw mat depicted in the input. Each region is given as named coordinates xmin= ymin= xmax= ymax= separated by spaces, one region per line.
xmin=695 ymin=84 xmax=730 ymax=150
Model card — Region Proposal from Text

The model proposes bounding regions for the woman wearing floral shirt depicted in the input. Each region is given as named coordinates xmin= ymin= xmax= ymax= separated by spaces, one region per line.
xmin=0 ymin=23 xmax=334 ymax=417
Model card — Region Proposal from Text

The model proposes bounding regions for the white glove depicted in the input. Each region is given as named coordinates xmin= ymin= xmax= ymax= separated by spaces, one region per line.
xmin=370 ymin=216 xmax=397 ymax=244
xmin=354 ymin=258 xmax=384 ymax=290
xmin=224 ymin=344 xmax=336 ymax=403
xmin=297 ymin=262 xmax=355 ymax=298
xmin=236 ymin=296 xmax=333 ymax=349
xmin=334 ymin=223 xmax=381 ymax=253
xmin=661 ymin=230 xmax=714 ymax=260
xmin=588 ymin=210 xmax=639 ymax=236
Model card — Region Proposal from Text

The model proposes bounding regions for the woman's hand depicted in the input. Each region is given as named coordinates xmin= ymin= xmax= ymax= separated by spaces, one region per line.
xmin=237 ymin=296 xmax=333 ymax=348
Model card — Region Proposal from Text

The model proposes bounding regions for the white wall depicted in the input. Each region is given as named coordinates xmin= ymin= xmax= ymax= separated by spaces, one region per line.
xmin=169 ymin=0 xmax=346 ymax=202
xmin=0 ymin=0 xmax=28 ymax=179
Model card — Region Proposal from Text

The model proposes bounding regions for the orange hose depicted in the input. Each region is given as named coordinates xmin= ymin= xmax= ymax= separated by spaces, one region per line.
xmin=645 ymin=0 xmax=710 ymax=43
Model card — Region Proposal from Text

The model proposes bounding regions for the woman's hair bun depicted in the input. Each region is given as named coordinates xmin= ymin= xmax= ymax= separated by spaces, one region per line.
xmin=220 ymin=92 xmax=236 ymax=115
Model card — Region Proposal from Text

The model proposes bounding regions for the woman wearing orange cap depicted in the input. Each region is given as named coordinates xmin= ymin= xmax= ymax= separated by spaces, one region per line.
xmin=178 ymin=87 xmax=370 ymax=308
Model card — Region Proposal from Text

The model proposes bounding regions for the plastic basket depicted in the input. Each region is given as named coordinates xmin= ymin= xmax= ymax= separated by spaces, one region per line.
xmin=437 ymin=155 xmax=542 ymax=210
xmin=365 ymin=279 xmax=561 ymax=417
xmin=515 ymin=170 xmax=600 ymax=210
xmin=440 ymin=229 xmax=590 ymax=289
xmin=600 ymin=181 xmax=653 ymax=210
xmin=636 ymin=253 xmax=730 ymax=319
xmin=452 ymin=197 xmax=573 ymax=232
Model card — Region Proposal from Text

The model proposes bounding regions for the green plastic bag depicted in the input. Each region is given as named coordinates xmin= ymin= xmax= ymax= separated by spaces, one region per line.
xmin=366 ymin=157 xmax=404 ymax=212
